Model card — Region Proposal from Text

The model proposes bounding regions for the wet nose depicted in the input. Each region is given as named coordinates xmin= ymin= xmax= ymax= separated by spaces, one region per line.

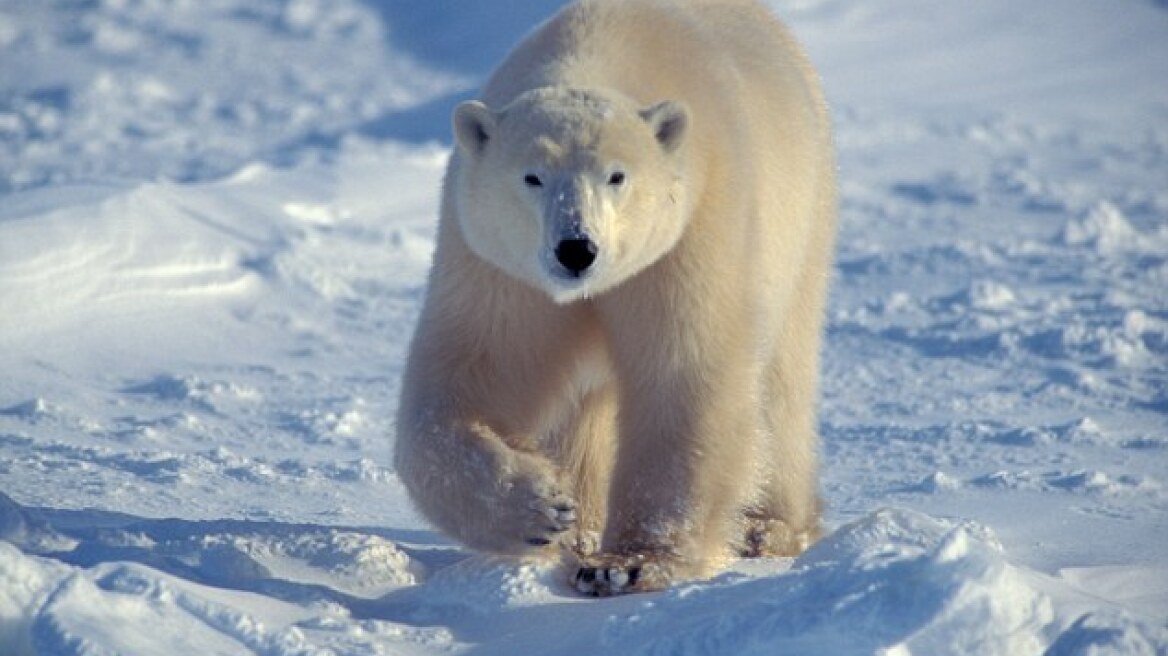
xmin=554 ymin=238 xmax=599 ymax=277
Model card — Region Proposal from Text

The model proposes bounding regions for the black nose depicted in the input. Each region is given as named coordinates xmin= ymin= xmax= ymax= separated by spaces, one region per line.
xmin=555 ymin=238 xmax=599 ymax=276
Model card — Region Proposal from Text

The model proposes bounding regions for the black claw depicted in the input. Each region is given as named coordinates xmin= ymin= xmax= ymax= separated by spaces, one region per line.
xmin=526 ymin=537 xmax=552 ymax=547
xmin=574 ymin=565 xmax=640 ymax=596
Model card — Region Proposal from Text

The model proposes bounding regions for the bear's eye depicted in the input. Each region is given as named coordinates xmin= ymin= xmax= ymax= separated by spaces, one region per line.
xmin=607 ymin=171 xmax=626 ymax=186
xmin=523 ymin=174 xmax=543 ymax=188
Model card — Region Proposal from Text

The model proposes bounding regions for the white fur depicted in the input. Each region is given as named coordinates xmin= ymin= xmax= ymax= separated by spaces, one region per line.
xmin=395 ymin=0 xmax=836 ymax=594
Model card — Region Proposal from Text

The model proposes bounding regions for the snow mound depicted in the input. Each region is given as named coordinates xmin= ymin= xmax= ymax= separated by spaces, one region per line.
xmin=1060 ymin=201 xmax=1167 ymax=255
xmin=0 ymin=492 xmax=75 ymax=554
xmin=601 ymin=509 xmax=1164 ymax=655
xmin=1047 ymin=612 xmax=1168 ymax=656
xmin=213 ymin=530 xmax=424 ymax=598
xmin=603 ymin=510 xmax=1034 ymax=654
xmin=32 ymin=562 xmax=320 ymax=656
xmin=392 ymin=555 xmax=565 ymax=620
xmin=1 ymin=528 xmax=454 ymax=655
xmin=3 ymin=507 xmax=1165 ymax=655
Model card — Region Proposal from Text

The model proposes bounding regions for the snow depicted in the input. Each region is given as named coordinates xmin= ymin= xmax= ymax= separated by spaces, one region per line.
xmin=1 ymin=0 xmax=1166 ymax=653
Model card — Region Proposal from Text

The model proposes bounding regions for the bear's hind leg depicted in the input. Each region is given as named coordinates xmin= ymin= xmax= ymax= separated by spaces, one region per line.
xmin=738 ymin=509 xmax=820 ymax=558
xmin=747 ymin=277 xmax=829 ymax=557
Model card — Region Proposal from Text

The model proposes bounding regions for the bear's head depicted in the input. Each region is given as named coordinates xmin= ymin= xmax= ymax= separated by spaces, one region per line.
xmin=451 ymin=87 xmax=692 ymax=303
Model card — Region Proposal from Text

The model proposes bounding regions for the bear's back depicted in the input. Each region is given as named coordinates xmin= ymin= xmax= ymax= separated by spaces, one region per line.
xmin=480 ymin=0 xmax=825 ymax=137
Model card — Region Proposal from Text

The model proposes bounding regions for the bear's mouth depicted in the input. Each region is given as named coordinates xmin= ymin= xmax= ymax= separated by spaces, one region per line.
xmin=545 ymin=256 xmax=597 ymax=285
xmin=539 ymin=246 xmax=603 ymax=303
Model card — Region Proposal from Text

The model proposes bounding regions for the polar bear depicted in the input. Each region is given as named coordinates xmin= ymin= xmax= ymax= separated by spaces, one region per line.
xmin=395 ymin=0 xmax=835 ymax=596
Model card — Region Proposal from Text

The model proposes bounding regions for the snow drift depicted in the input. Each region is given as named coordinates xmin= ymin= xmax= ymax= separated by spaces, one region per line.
xmin=4 ymin=499 xmax=1162 ymax=655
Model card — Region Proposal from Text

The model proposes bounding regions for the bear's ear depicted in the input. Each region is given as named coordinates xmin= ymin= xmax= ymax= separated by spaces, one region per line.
xmin=641 ymin=101 xmax=689 ymax=153
xmin=453 ymin=100 xmax=496 ymax=157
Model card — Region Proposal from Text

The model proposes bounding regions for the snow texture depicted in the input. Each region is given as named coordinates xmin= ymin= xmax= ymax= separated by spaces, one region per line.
xmin=1 ymin=0 xmax=1166 ymax=654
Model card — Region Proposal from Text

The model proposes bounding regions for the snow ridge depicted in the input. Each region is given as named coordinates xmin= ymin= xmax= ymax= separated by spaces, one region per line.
xmin=4 ymin=503 xmax=1165 ymax=655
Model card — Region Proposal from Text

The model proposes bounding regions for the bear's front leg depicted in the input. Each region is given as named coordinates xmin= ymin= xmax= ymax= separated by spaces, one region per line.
xmin=395 ymin=411 xmax=579 ymax=555
xmin=580 ymin=280 xmax=762 ymax=594
xmin=394 ymin=259 xmax=603 ymax=556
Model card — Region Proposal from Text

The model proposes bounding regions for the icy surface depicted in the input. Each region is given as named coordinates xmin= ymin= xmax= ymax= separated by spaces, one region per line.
xmin=1 ymin=0 xmax=1166 ymax=654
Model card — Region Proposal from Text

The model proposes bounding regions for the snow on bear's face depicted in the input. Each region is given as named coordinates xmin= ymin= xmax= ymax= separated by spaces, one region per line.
xmin=452 ymin=87 xmax=691 ymax=304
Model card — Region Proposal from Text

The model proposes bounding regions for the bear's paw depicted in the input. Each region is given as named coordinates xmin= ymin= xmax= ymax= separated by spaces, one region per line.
xmin=571 ymin=552 xmax=674 ymax=597
xmin=498 ymin=459 xmax=579 ymax=551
